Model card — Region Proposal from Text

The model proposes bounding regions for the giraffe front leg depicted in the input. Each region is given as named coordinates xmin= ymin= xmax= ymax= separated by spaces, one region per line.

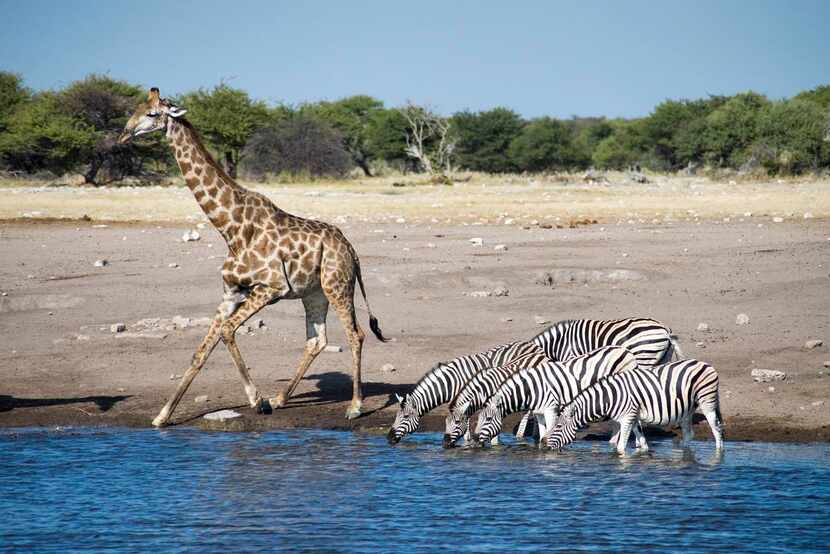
xmin=153 ymin=313 xmax=223 ymax=427
xmin=219 ymin=287 xmax=280 ymax=413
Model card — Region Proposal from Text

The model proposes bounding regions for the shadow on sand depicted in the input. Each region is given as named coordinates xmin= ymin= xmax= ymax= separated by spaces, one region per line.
xmin=285 ymin=371 xmax=410 ymax=415
xmin=0 ymin=394 xmax=131 ymax=413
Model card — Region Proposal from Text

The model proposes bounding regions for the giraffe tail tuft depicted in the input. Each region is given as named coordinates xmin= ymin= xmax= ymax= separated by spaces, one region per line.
xmin=369 ymin=315 xmax=388 ymax=343
xmin=355 ymin=258 xmax=389 ymax=342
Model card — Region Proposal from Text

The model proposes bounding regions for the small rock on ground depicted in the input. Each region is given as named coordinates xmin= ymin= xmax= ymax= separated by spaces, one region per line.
xmin=182 ymin=230 xmax=201 ymax=242
xmin=805 ymin=339 xmax=823 ymax=350
xmin=203 ymin=409 xmax=242 ymax=421
xmin=494 ymin=244 xmax=508 ymax=251
xmin=736 ymin=313 xmax=750 ymax=325
xmin=110 ymin=323 xmax=126 ymax=333
xmin=380 ymin=363 xmax=396 ymax=373
xmin=194 ymin=395 xmax=209 ymax=404
xmin=751 ymin=368 xmax=787 ymax=383
xmin=324 ymin=345 xmax=343 ymax=353
xmin=534 ymin=315 xmax=551 ymax=325
xmin=93 ymin=259 xmax=108 ymax=267
xmin=697 ymin=322 xmax=710 ymax=332
xmin=469 ymin=237 xmax=483 ymax=246
xmin=492 ymin=286 xmax=509 ymax=297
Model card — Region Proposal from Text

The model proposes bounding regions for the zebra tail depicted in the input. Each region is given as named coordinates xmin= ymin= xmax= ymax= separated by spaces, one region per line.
xmin=658 ymin=333 xmax=685 ymax=364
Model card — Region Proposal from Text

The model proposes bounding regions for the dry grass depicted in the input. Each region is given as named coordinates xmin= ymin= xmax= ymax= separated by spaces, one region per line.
xmin=1 ymin=173 xmax=827 ymax=225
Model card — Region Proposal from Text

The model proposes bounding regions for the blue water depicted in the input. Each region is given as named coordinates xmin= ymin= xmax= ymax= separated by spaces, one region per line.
xmin=1 ymin=428 xmax=829 ymax=553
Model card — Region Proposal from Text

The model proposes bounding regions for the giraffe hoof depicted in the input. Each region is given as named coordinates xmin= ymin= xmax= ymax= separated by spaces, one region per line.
xmin=152 ymin=416 xmax=168 ymax=428
xmin=269 ymin=394 xmax=288 ymax=410
xmin=345 ymin=402 xmax=363 ymax=420
xmin=255 ymin=398 xmax=273 ymax=415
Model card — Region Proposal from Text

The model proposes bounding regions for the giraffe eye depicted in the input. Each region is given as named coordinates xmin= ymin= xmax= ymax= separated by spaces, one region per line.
xmin=147 ymin=111 xmax=160 ymax=118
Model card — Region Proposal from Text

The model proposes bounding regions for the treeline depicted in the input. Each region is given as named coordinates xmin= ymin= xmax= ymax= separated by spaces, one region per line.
xmin=1 ymin=71 xmax=829 ymax=184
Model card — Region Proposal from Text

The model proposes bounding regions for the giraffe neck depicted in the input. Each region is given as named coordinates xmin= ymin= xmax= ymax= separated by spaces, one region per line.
xmin=166 ymin=118 xmax=246 ymax=244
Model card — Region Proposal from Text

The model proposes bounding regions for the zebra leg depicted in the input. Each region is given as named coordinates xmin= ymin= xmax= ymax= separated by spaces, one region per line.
xmin=680 ymin=414 xmax=694 ymax=446
xmin=491 ymin=434 xmax=500 ymax=446
xmin=463 ymin=427 xmax=472 ymax=446
xmin=632 ymin=421 xmax=649 ymax=451
xmin=703 ymin=408 xmax=724 ymax=449
xmin=515 ymin=412 xmax=532 ymax=440
xmin=609 ymin=421 xmax=620 ymax=445
xmin=615 ymin=416 xmax=636 ymax=455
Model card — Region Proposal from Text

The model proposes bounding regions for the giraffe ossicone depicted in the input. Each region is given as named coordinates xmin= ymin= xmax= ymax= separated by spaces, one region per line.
xmin=120 ymin=87 xmax=388 ymax=427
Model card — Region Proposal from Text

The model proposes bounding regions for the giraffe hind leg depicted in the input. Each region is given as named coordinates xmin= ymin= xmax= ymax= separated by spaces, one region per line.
xmin=331 ymin=297 xmax=366 ymax=419
xmin=270 ymin=290 xmax=329 ymax=410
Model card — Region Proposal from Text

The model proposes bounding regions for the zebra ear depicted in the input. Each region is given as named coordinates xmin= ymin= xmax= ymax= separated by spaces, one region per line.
xmin=395 ymin=393 xmax=405 ymax=404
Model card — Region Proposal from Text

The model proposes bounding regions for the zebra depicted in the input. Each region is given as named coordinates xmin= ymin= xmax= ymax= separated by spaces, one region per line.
xmin=530 ymin=318 xmax=681 ymax=370
xmin=473 ymin=346 xmax=646 ymax=448
xmin=442 ymin=346 xmax=551 ymax=448
xmin=545 ymin=359 xmax=724 ymax=454
xmin=386 ymin=340 xmax=544 ymax=444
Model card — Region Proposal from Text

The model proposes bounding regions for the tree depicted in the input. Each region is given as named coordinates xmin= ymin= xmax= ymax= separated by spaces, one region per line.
xmin=794 ymin=85 xmax=830 ymax=109
xmin=755 ymin=99 xmax=830 ymax=173
xmin=302 ymin=95 xmax=384 ymax=176
xmin=701 ymin=92 xmax=769 ymax=167
xmin=451 ymin=107 xmax=523 ymax=172
xmin=0 ymin=91 xmax=96 ymax=174
xmin=58 ymin=74 xmax=170 ymax=183
xmin=0 ymin=72 xmax=30 ymax=135
xmin=365 ymin=108 xmax=410 ymax=167
xmin=591 ymin=120 xmax=649 ymax=169
xmin=179 ymin=83 xmax=268 ymax=178
xmin=508 ymin=117 xmax=585 ymax=171
xmin=400 ymin=103 xmax=456 ymax=176
xmin=241 ymin=114 xmax=351 ymax=179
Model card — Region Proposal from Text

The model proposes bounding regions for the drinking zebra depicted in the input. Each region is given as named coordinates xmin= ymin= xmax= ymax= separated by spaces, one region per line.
xmin=473 ymin=345 xmax=646 ymax=447
xmin=387 ymin=340 xmax=545 ymax=444
xmin=530 ymin=318 xmax=680 ymax=370
xmin=545 ymin=359 xmax=724 ymax=454
xmin=442 ymin=347 xmax=551 ymax=448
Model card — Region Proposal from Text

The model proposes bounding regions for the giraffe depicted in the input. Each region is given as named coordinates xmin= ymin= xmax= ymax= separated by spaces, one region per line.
xmin=118 ymin=88 xmax=388 ymax=426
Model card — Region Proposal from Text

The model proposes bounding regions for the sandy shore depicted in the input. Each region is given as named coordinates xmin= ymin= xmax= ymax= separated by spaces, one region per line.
xmin=1 ymin=180 xmax=828 ymax=443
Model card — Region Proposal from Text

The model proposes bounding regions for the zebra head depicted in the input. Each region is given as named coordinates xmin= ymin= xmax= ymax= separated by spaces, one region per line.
xmin=545 ymin=408 xmax=577 ymax=451
xmin=387 ymin=393 xmax=419 ymax=445
xmin=442 ymin=407 xmax=469 ymax=449
xmin=474 ymin=403 xmax=504 ymax=446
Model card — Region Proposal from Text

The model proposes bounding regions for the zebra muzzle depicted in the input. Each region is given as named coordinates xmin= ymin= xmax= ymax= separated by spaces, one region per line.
xmin=387 ymin=429 xmax=401 ymax=445
xmin=442 ymin=434 xmax=457 ymax=449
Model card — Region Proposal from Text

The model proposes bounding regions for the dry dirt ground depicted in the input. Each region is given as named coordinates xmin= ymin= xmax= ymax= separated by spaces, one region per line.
xmin=0 ymin=181 xmax=829 ymax=443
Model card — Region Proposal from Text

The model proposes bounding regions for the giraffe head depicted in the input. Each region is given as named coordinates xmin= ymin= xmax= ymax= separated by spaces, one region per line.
xmin=118 ymin=87 xmax=187 ymax=144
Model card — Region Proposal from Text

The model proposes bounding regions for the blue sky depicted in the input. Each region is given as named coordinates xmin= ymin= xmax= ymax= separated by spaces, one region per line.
xmin=1 ymin=0 xmax=828 ymax=118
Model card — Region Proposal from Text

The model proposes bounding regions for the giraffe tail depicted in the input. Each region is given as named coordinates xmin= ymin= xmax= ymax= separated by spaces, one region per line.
xmin=355 ymin=259 xmax=389 ymax=342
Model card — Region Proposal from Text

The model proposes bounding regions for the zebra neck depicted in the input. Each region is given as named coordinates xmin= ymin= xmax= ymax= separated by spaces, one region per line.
xmin=408 ymin=378 xmax=448 ymax=416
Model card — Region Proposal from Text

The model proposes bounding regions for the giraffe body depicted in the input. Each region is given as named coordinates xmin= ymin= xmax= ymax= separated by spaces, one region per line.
xmin=119 ymin=88 xmax=387 ymax=426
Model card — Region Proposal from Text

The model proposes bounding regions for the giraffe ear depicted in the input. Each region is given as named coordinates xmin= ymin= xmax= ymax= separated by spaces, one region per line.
xmin=168 ymin=105 xmax=187 ymax=119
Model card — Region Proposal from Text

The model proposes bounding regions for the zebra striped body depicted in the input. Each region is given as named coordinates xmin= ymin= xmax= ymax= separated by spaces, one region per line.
xmin=474 ymin=346 xmax=643 ymax=445
xmin=387 ymin=340 xmax=544 ymax=444
xmin=545 ymin=359 xmax=724 ymax=454
xmin=443 ymin=345 xmax=550 ymax=447
xmin=531 ymin=318 xmax=678 ymax=369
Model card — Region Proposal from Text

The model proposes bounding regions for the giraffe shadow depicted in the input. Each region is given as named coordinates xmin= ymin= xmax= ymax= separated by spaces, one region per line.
xmin=0 ymin=394 xmax=131 ymax=413
xmin=286 ymin=372 xmax=410 ymax=414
